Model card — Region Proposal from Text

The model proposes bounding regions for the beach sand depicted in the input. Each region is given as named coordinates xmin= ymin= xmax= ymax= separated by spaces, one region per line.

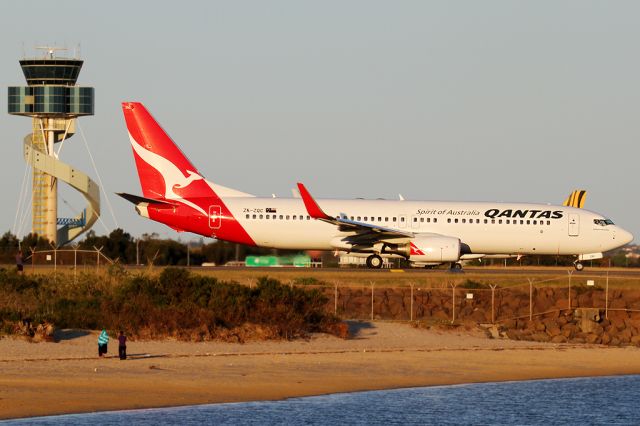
xmin=2 ymin=322 xmax=640 ymax=420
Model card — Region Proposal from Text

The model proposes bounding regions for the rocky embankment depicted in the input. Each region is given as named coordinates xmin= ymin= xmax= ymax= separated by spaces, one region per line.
xmin=331 ymin=286 xmax=640 ymax=346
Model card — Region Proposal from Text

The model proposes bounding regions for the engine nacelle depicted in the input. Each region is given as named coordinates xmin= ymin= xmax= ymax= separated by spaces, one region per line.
xmin=409 ymin=235 xmax=461 ymax=263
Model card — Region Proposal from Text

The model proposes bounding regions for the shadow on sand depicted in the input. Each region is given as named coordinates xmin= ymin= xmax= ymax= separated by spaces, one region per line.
xmin=346 ymin=320 xmax=376 ymax=339
xmin=54 ymin=329 xmax=91 ymax=341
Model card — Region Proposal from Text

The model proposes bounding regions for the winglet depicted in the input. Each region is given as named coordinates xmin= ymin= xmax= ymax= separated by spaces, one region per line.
xmin=563 ymin=190 xmax=587 ymax=208
xmin=297 ymin=183 xmax=332 ymax=220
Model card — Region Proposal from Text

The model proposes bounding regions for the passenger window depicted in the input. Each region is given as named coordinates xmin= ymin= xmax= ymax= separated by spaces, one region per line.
xmin=350 ymin=216 xmax=354 ymax=220
xmin=506 ymin=219 xmax=510 ymax=224
xmin=279 ymin=215 xmax=283 ymax=220
xmin=378 ymin=217 xmax=382 ymax=222
xmin=401 ymin=217 xmax=405 ymax=222
xmin=246 ymin=214 xmax=250 ymax=219
xmin=491 ymin=219 xmax=495 ymax=224
xmin=364 ymin=217 xmax=368 ymax=221
xmin=420 ymin=218 xmax=424 ymax=222
xmin=266 ymin=215 xmax=270 ymax=219
xmin=357 ymin=216 xmax=361 ymax=221
xmin=259 ymin=215 xmax=263 ymax=219
xmin=253 ymin=214 xmax=256 ymax=219
xmin=498 ymin=219 xmax=502 ymax=224
xmin=520 ymin=220 xmax=524 ymax=224
xmin=484 ymin=219 xmax=488 ymax=224
xmin=286 ymin=215 xmax=290 ymax=220
xmin=533 ymin=220 xmax=537 ymax=225
xmin=393 ymin=217 xmax=397 ymax=222
xmin=455 ymin=218 xmax=459 ymax=223
xmin=413 ymin=217 xmax=417 ymax=222
xmin=462 ymin=219 xmax=466 ymax=223
xmin=385 ymin=217 xmax=389 ymax=222
xmin=526 ymin=220 xmax=530 ymax=225
xmin=547 ymin=220 xmax=550 ymax=225
xmin=447 ymin=218 xmax=451 ymax=223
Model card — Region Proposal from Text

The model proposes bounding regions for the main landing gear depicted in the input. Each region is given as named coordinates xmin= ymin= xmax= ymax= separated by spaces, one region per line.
xmin=573 ymin=261 xmax=584 ymax=272
xmin=450 ymin=262 xmax=463 ymax=271
xmin=366 ymin=254 xmax=383 ymax=269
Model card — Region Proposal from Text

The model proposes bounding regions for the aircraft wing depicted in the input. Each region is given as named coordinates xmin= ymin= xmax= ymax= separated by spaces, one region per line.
xmin=297 ymin=183 xmax=414 ymax=242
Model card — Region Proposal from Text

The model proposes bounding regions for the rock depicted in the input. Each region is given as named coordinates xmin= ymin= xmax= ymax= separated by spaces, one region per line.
xmin=530 ymin=332 xmax=550 ymax=343
xmin=535 ymin=322 xmax=546 ymax=332
xmin=585 ymin=334 xmax=601 ymax=344
xmin=631 ymin=335 xmax=640 ymax=346
xmin=550 ymin=335 xmax=567 ymax=344
xmin=601 ymin=333 xmax=612 ymax=345
xmin=562 ymin=324 xmax=577 ymax=339
xmin=546 ymin=326 xmax=562 ymax=337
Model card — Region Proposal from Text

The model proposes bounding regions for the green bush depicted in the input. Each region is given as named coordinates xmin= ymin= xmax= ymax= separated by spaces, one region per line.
xmin=0 ymin=268 xmax=338 ymax=340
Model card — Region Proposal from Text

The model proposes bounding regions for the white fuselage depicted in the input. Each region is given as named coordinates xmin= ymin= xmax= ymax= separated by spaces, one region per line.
xmin=223 ymin=197 xmax=631 ymax=256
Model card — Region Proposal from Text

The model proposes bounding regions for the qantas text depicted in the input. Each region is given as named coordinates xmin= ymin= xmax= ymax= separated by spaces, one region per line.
xmin=484 ymin=209 xmax=563 ymax=219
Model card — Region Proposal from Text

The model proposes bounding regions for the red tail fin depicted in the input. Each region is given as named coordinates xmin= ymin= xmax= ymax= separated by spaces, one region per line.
xmin=122 ymin=102 xmax=207 ymax=200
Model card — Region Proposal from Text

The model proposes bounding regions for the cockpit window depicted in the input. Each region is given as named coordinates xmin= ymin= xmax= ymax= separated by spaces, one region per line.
xmin=594 ymin=219 xmax=615 ymax=226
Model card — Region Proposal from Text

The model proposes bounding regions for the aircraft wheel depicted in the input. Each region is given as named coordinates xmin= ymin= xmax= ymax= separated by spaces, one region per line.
xmin=574 ymin=261 xmax=584 ymax=272
xmin=366 ymin=254 xmax=383 ymax=269
xmin=451 ymin=262 xmax=463 ymax=270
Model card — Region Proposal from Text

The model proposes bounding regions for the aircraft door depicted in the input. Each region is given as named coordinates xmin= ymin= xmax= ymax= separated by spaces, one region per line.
xmin=568 ymin=213 xmax=579 ymax=236
xmin=209 ymin=205 xmax=222 ymax=229
xmin=411 ymin=215 xmax=420 ymax=229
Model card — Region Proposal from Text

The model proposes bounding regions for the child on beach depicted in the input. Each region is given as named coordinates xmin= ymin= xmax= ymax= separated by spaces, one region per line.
xmin=118 ymin=331 xmax=127 ymax=360
xmin=98 ymin=329 xmax=109 ymax=357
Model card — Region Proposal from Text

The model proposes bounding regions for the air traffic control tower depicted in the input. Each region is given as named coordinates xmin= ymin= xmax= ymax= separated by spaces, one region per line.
xmin=8 ymin=48 xmax=100 ymax=246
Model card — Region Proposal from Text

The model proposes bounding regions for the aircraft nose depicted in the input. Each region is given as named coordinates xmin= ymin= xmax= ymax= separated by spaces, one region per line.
xmin=617 ymin=228 xmax=634 ymax=245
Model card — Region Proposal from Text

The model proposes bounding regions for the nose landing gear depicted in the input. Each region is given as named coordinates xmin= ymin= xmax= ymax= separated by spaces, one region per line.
xmin=573 ymin=261 xmax=584 ymax=271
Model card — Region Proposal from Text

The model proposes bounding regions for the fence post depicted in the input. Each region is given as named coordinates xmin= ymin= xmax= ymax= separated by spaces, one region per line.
xmin=334 ymin=282 xmax=338 ymax=315
xmin=450 ymin=283 xmax=456 ymax=324
xmin=370 ymin=281 xmax=374 ymax=321
xmin=30 ymin=247 xmax=35 ymax=273
xmin=567 ymin=270 xmax=573 ymax=310
xmin=490 ymin=284 xmax=497 ymax=324
xmin=605 ymin=271 xmax=609 ymax=319
xmin=73 ymin=247 xmax=78 ymax=283
xmin=528 ymin=278 xmax=533 ymax=321
xmin=410 ymin=283 xmax=414 ymax=321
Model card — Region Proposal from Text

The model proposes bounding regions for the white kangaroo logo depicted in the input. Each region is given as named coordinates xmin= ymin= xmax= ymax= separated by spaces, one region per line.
xmin=129 ymin=134 xmax=207 ymax=216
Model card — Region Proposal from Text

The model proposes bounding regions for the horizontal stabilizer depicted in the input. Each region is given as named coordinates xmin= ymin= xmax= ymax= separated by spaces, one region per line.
xmin=116 ymin=192 xmax=178 ymax=209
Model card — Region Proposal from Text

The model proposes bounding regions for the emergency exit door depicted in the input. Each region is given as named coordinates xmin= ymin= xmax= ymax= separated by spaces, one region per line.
xmin=568 ymin=213 xmax=579 ymax=236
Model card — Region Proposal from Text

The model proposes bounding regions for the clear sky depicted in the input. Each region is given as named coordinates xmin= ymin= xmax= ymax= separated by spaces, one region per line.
xmin=2 ymin=1 xmax=638 ymax=241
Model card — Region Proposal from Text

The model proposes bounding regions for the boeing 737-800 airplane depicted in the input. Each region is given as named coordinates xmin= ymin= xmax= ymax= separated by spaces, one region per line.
xmin=118 ymin=102 xmax=633 ymax=270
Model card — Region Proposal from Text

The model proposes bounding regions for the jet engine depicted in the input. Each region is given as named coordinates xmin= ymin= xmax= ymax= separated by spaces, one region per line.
xmin=409 ymin=235 xmax=461 ymax=263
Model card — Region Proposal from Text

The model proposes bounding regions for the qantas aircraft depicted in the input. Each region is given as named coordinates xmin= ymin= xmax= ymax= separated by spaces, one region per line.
xmin=118 ymin=102 xmax=633 ymax=271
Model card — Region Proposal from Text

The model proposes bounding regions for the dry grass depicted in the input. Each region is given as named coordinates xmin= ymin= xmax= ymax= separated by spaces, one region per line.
xmin=4 ymin=264 xmax=639 ymax=289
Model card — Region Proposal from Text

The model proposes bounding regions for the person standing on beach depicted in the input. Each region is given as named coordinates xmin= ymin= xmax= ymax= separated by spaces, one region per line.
xmin=98 ymin=329 xmax=109 ymax=357
xmin=15 ymin=250 xmax=24 ymax=274
xmin=118 ymin=331 xmax=127 ymax=360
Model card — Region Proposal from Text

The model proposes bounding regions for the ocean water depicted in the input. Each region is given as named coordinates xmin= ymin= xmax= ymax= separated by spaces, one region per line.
xmin=4 ymin=375 xmax=639 ymax=425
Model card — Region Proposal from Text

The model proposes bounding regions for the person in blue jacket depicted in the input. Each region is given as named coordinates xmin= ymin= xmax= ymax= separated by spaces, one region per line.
xmin=98 ymin=329 xmax=109 ymax=357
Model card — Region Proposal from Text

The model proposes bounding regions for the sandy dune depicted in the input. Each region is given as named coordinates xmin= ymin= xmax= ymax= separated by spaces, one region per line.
xmin=2 ymin=322 xmax=640 ymax=420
